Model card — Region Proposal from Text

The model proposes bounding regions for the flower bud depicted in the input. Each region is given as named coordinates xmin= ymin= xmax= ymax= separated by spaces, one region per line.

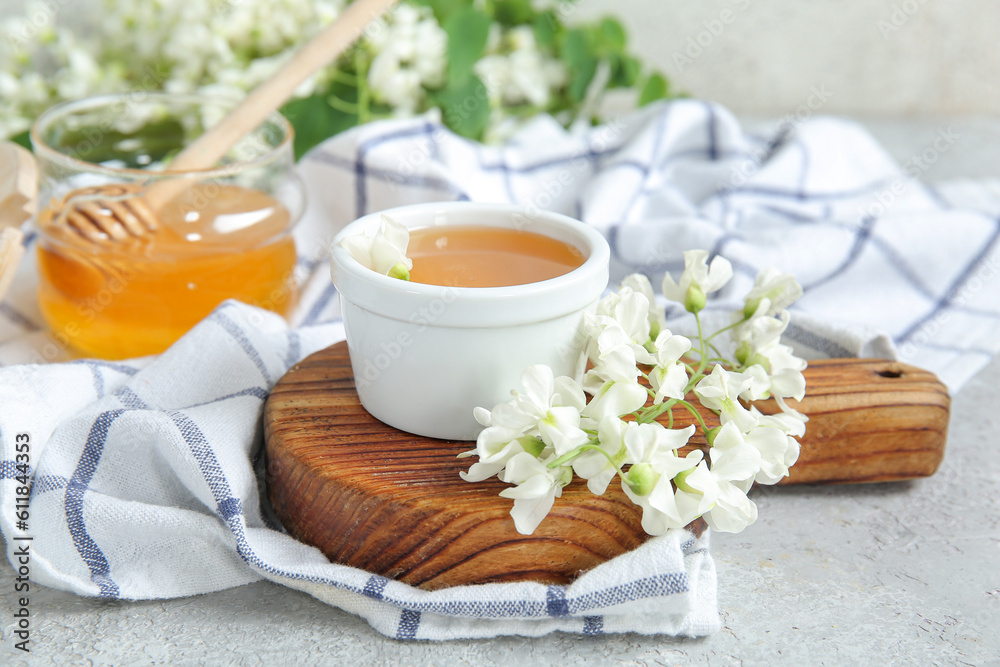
xmin=517 ymin=435 xmax=546 ymax=458
xmin=626 ymin=463 xmax=659 ymax=496
xmin=735 ymin=340 xmax=752 ymax=366
xmin=743 ymin=297 xmax=761 ymax=320
xmin=674 ymin=467 xmax=703 ymax=495
xmin=649 ymin=319 xmax=661 ymax=341
xmin=684 ymin=283 xmax=706 ymax=313
xmin=388 ymin=262 xmax=411 ymax=281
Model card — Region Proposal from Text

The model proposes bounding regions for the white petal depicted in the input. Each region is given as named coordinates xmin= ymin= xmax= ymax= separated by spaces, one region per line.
xmin=702 ymin=254 xmax=733 ymax=293
xmin=370 ymin=217 xmax=412 ymax=274
xmin=704 ymin=482 xmax=758 ymax=533
xmin=661 ymin=271 xmax=686 ymax=303
xmin=615 ymin=290 xmax=652 ymax=345
xmin=339 ymin=234 xmax=374 ymax=269
xmin=770 ymin=369 xmax=807 ymax=401
xmin=709 ymin=439 xmax=762 ymax=483
xmin=459 ymin=460 xmax=506 ymax=483
xmin=508 ymin=493 xmax=558 ymax=535
xmin=538 ymin=407 xmax=589 ymax=456
xmin=553 ymin=376 xmax=587 ymax=412
xmin=473 ymin=406 xmax=492 ymax=427
xmin=651 ymin=363 xmax=688 ymax=402
xmin=516 ymin=365 xmax=556 ymax=416
xmin=654 ymin=330 xmax=692 ymax=364
xmin=581 ymin=381 xmax=648 ymax=421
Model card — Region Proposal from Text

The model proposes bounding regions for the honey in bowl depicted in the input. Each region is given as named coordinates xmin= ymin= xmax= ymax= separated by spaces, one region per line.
xmin=407 ymin=225 xmax=586 ymax=287
xmin=36 ymin=183 xmax=297 ymax=360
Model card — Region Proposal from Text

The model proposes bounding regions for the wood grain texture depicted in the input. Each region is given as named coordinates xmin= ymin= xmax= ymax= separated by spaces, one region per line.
xmin=264 ymin=343 xmax=949 ymax=590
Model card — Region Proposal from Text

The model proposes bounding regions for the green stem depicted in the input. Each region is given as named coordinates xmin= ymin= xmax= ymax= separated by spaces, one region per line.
xmin=676 ymin=398 xmax=712 ymax=433
xmin=704 ymin=355 xmax=731 ymax=366
xmin=706 ymin=317 xmax=747 ymax=342
xmin=354 ymin=50 xmax=371 ymax=123
xmin=637 ymin=398 xmax=677 ymax=424
xmin=547 ymin=443 xmax=627 ymax=485
xmin=695 ymin=312 xmax=708 ymax=374
xmin=705 ymin=340 xmax=728 ymax=362
xmin=546 ymin=440 xmax=602 ymax=468
xmin=328 ymin=95 xmax=360 ymax=114
xmin=327 ymin=69 xmax=359 ymax=86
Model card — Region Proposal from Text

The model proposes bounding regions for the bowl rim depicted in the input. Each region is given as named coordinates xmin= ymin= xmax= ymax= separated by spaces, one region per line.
xmin=330 ymin=201 xmax=611 ymax=303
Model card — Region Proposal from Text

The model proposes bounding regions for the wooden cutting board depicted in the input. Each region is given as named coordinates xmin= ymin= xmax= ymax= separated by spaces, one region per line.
xmin=263 ymin=342 xmax=949 ymax=590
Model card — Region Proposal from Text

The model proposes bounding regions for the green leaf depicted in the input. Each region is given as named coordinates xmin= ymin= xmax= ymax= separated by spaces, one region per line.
xmin=608 ymin=54 xmax=640 ymax=88
xmin=8 ymin=130 xmax=31 ymax=151
xmin=410 ymin=0 xmax=467 ymax=26
xmin=597 ymin=17 xmax=627 ymax=54
xmin=433 ymin=75 xmax=491 ymax=140
xmin=638 ymin=72 xmax=669 ymax=107
xmin=562 ymin=29 xmax=597 ymax=102
xmin=281 ymin=92 xmax=357 ymax=161
xmin=444 ymin=8 xmax=491 ymax=86
xmin=532 ymin=11 xmax=559 ymax=48
xmin=492 ymin=0 xmax=535 ymax=26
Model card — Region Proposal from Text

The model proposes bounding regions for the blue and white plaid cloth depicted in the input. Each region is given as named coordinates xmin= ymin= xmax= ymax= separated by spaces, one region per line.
xmin=2 ymin=100 xmax=999 ymax=640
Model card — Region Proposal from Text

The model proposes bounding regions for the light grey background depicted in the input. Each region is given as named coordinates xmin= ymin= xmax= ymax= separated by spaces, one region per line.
xmin=577 ymin=0 xmax=1000 ymax=114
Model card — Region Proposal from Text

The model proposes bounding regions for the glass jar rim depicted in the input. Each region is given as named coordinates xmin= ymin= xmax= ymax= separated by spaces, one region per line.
xmin=30 ymin=92 xmax=295 ymax=179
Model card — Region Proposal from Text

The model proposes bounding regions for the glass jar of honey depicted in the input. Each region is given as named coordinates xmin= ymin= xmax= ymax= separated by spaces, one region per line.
xmin=31 ymin=93 xmax=303 ymax=360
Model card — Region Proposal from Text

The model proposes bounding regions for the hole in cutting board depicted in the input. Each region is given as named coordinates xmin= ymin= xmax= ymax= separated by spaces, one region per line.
xmin=876 ymin=364 xmax=906 ymax=379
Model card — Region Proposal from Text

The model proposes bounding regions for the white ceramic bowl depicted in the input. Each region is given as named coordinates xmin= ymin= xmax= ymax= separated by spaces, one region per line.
xmin=329 ymin=202 xmax=610 ymax=441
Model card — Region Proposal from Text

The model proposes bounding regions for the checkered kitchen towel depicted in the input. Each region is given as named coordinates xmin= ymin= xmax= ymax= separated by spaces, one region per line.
xmin=2 ymin=100 xmax=1000 ymax=640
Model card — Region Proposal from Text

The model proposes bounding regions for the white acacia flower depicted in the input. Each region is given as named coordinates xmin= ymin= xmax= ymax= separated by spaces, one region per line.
xmin=366 ymin=5 xmax=446 ymax=113
xmin=580 ymin=380 xmax=648 ymax=423
xmin=480 ymin=365 xmax=590 ymax=456
xmin=583 ymin=325 xmax=641 ymax=386
xmin=510 ymin=365 xmax=587 ymax=418
xmin=622 ymin=450 xmax=715 ymax=535
xmin=581 ymin=326 xmax=648 ymax=422
xmin=618 ymin=422 xmax=710 ymax=534
xmin=752 ymin=406 xmax=807 ymax=438
xmin=747 ymin=425 xmax=799 ymax=485
xmin=703 ymin=422 xmax=762 ymax=533
xmin=743 ymin=267 xmax=803 ymax=319
xmin=499 ymin=451 xmax=572 ymax=534
xmin=459 ymin=425 xmax=530 ymax=483
xmin=739 ymin=364 xmax=772 ymax=402
xmin=572 ymin=416 xmax=626 ymax=496
xmin=662 ymin=250 xmax=733 ymax=313
xmin=736 ymin=311 xmax=807 ymax=401
xmin=622 ymin=424 xmax=717 ymax=535
xmin=624 ymin=422 xmax=697 ymax=466
xmin=338 ymin=214 xmax=412 ymax=278
xmin=648 ymin=330 xmax=692 ymax=403
xmin=474 ymin=25 xmax=565 ymax=109
xmin=694 ymin=365 xmax=758 ymax=433
xmin=538 ymin=406 xmax=590 ymax=457
xmin=621 ymin=273 xmax=668 ymax=338
xmin=586 ymin=287 xmax=655 ymax=365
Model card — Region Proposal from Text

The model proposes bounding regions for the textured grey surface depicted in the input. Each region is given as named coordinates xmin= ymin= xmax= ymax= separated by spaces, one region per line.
xmin=2 ymin=119 xmax=1000 ymax=665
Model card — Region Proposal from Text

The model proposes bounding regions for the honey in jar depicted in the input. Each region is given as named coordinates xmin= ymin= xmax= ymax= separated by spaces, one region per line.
xmin=407 ymin=225 xmax=586 ymax=287
xmin=36 ymin=183 xmax=297 ymax=360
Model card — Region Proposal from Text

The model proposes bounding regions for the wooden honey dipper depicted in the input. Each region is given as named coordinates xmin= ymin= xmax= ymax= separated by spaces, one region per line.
xmin=44 ymin=0 xmax=400 ymax=244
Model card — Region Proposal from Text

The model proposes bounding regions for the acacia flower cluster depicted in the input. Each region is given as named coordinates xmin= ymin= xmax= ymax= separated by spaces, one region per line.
xmin=1 ymin=1 xmax=672 ymax=155
xmin=460 ymin=250 xmax=808 ymax=536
